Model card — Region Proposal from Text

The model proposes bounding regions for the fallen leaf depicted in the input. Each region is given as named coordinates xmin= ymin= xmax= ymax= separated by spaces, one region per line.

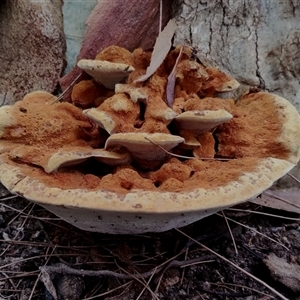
xmin=166 ymin=46 xmax=183 ymax=107
xmin=40 ymin=269 xmax=58 ymax=300
xmin=251 ymin=189 xmax=300 ymax=214
xmin=264 ymin=253 xmax=300 ymax=292
xmin=134 ymin=19 xmax=177 ymax=83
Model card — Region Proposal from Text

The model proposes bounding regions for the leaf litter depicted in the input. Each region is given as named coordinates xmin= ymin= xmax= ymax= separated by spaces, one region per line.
xmin=1 ymin=174 xmax=300 ymax=299
xmin=1 ymin=2 xmax=300 ymax=299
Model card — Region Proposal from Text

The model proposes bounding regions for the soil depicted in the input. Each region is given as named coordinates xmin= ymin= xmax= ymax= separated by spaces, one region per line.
xmin=1 ymin=183 xmax=300 ymax=300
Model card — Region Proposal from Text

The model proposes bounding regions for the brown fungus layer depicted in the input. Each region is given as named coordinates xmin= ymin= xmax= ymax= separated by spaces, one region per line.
xmin=0 ymin=46 xmax=299 ymax=197
xmin=217 ymin=92 xmax=291 ymax=160
xmin=0 ymin=91 xmax=101 ymax=149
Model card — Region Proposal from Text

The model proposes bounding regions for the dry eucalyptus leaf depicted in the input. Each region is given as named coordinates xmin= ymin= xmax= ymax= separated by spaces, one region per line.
xmin=60 ymin=0 xmax=173 ymax=101
xmin=251 ymin=189 xmax=300 ymax=214
xmin=40 ymin=269 xmax=58 ymax=300
xmin=264 ymin=253 xmax=300 ymax=292
xmin=134 ymin=19 xmax=177 ymax=83
xmin=166 ymin=46 xmax=183 ymax=107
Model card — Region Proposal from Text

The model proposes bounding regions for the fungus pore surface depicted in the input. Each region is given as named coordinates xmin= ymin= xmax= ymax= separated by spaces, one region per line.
xmin=0 ymin=46 xmax=299 ymax=195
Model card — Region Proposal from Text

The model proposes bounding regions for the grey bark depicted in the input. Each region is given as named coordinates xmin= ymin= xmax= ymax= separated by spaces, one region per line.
xmin=0 ymin=0 xmax=65 ymax=104
xmin=173 ymin=0 xmax=300 ymax=187
xmin=173 ymin=0 xmax=300 ymax=110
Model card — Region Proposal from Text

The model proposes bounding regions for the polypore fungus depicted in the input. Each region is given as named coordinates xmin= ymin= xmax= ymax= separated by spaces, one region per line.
xmin=175 ymin=109 xmax=233 ymax=135
xmin=77 ymin=45 xmax=135 ymax=90
xmin=201 ymin=67 xmax=240 ymax=96
xmin=0 ymin=44 xmax=300 ymax=235
xmin=77 ymin=60 xmax=135 ymax=89
xmin=105 ymin=132 xmax=184 ymax=168
xmin=45 ymin=147 xmax=131 ymax=173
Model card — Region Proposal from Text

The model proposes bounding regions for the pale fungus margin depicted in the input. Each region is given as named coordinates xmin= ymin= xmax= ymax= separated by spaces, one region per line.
xmin=0 ymin=44 xmax=299 ymax=234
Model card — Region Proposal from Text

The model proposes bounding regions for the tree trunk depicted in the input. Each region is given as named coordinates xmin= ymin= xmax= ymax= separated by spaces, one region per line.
xmin=173 ymin=0 xmax=300 ymax=188
xmin=173 ymin=0 xmax=300 ymax=108
xmin=0 ymin=0 xmax=65 ymax=104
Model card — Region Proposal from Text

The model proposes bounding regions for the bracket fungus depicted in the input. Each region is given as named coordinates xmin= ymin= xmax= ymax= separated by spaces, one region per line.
xmin=0 ymin=45 xmax=300 ymax=234
xmin=77 ymin=60 xmax=135 ymax=90
xmin=175 ymin=109 xmax=233 ymax=135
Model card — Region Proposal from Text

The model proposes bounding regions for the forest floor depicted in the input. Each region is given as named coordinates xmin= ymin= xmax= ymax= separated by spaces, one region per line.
xmin=0 ymin=183 xmax=300 ymax=300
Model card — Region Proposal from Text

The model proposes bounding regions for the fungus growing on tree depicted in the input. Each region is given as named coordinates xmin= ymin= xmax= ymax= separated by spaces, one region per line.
xmin=0 ymin=45 xmax=299 ymax=234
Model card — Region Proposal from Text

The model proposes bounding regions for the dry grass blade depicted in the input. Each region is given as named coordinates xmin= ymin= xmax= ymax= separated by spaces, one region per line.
xmin=263 ymin=191 xmax=300 ymax=209
xmin=166 ymin=46 xmax=183 ymax=107
xmin=50 ymin=72 xmax=83 ymax=105
xmin=179 ymin=259 xmax=215 ymax=268
xmin=144 ymin=137 xmax=232 ymax=160
xmin=115 ymin=262 xmax=159 ymax=300
xmin=175 ymin=228 xmax=290 ymax=300
xmin=29 ymin=245 xmax=57 ymax=300
xmin=1 ymin=271 xmax=18 ymax=296
xmin=210 ymin=282 xmax=274 ymax=298
xmin=0 ymin=202 xmax=34 ymax=215
xmin=0 ymin=194 xmax=18 ymax=201
xmin=221 ymin=211 xmax=238 ymax=255
xmin=288 ymin=172 xmax=300 ymax=184
xmin=0 ymin=270 xmax=39 ymax=280
xmin=215 ymin=212 xmax=289 ymax=251
xmin=0 ymin=202 xmax=35 ymax=257
xmin=225 ymin=208 xmax=300 ymax=221
xmin=0 ymin=254 xmax=94 ymax=271
xmin=135 ymin=267 xmax=158 ymax=300
xmin=84 ymin=281 xmax=132 ymax=300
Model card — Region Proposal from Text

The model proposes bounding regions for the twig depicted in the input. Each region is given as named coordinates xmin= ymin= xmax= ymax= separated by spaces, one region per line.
xmin=39 ymin=255 xmax=215 ymax=281
xmin=41 ymin=262 xmax=158 ymax=280
xmin=175 ymin=228 xmax=289 ymax=300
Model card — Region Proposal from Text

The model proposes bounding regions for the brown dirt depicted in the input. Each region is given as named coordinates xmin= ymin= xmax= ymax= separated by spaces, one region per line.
xmin=1 ymin=183 xmax=300 ymax=300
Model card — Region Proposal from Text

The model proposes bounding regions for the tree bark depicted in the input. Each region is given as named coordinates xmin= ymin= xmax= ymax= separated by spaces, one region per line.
xmin=59 ymin=0 xmax=173 ymax=99
xmin=0 ymin=0 xmax=65 ymax=104
xmin=173 ymin=0 xmax=300 ymax=110
xmin=173 ymin=0 xmax=300 ymax=187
